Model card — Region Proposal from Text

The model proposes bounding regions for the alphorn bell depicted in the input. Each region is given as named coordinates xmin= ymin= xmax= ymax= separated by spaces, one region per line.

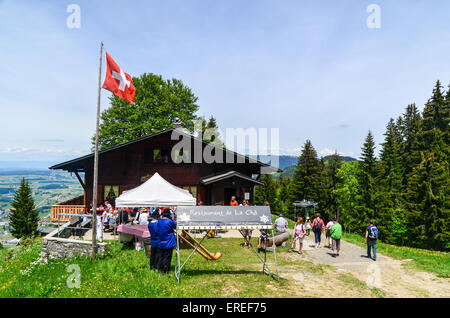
xmin=178 ymin=230 xmax=222 ymax=260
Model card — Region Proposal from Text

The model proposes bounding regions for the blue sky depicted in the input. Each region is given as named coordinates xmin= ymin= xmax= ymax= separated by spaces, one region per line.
xmin=0 ymin=0 xmax=449 ymax=164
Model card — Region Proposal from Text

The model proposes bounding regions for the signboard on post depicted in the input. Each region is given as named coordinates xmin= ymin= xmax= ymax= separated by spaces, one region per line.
xmin=176 ymin=206 xmax=273 ymax=230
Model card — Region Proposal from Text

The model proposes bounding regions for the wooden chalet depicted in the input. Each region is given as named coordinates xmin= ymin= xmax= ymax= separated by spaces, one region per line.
xmin=49 ymin=125 xmax=280 ymax=222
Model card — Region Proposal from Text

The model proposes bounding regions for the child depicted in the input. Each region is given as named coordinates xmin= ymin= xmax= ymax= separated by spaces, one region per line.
xmin=258 ymin=228 xmax=269 ymax=250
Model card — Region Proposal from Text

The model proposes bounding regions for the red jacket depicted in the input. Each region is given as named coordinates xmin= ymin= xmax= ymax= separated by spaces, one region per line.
xmin=312 ymin=217 xmax=325 ymax=232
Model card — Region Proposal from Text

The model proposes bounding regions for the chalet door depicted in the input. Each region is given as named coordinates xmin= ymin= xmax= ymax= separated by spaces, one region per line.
xmin=224 ymin=188 xmax=237 ymax=205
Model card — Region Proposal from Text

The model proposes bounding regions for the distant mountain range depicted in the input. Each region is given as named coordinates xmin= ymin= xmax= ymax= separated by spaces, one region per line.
xmin=0 ymin=161 xmax=57 ymax=171
xmin=0 ymin=155 xmax=357 ymax=173
xmin=254 ymin=155 xmax=357 ymax=170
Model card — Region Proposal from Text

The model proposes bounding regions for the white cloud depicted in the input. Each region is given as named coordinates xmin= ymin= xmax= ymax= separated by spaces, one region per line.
xmin=319 ymin=148 xmax=340 ymax=156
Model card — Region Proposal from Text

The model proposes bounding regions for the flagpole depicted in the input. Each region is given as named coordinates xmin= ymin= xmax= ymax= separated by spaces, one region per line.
xmin=92 ymin=41 xmax=104 ymax=260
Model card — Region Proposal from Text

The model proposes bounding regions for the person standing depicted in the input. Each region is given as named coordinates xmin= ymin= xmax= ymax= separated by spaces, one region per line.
xmin=117 ymin=208 xmax=129 ymax=225
xmin=147 ymin=211 xmax=160 ymax=270
xmin=330 ymin=218 xmax=342 ymax=257
xmin=289 ymin=217 xmax=306 ymax=254
xmin=138 ymin=208 xmax=149 ymax=226
xmin=365 ymin=220 xmax=378 ymax=261
xmin=305 ymin=217 xmax=312 ymax=236
xmin=326 ymin=219 xmax=334 ymax=248
xmin=157 ymin=209 xmax=177 ymax=273
xmin=312 ymin=213 xmax=325 ymax=249
xmin=95 ymin=206 xmax=104 ymax=243
xmin=230 ymin=196 xmax=239 ymax=206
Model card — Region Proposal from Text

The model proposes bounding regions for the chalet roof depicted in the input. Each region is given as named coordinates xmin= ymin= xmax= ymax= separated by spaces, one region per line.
xmin=201 ymin=170 xmax=264 ymax=185
xmin=49 ymin=127 xmax=282 ymax=173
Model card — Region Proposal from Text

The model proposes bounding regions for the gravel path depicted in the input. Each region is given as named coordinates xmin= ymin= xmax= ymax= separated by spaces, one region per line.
xmin=300 ymin=232 xmax=390 ymax=272
xmin=289 ymin=231 xmax=450 ymax=297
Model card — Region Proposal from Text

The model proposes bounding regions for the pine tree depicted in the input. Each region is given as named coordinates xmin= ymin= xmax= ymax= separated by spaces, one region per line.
xmin=399 ymin=104 xmax=422 ymax=186
xmin=9 ymin=178 xmax=40 ymax=239
xmin=444 ymin=85 xmax=450 ymax=145
xmin=356 ymin=131 xmax=378 ymax=225
xmin=323 ymin=152 xmax=343 ymax=219
xmin=202 ymin=115 xmax=223 ymax=146
xmin=276 ymin=175 xmax=291 ymax=215
xmin=288 ymin=140 xmax=324 ymax=219
xmin=404 ymin=152 xmax=450 ymax=250
xmin=420 ymin=81 xmax=447 ymax=153
xmin=333 ymin=161 xmax=361 ymax=233
xmin=376 ymin=119 xmax=404 ymax=243
xmin=254 ymin=173 xmax=280 ymax=213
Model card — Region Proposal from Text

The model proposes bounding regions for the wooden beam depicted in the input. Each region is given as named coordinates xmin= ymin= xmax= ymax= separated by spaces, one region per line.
xmin=74 ymin=171 xmax=86 ymax=191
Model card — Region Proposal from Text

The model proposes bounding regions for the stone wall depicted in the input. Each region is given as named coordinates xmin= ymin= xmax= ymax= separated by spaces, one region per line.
xmin=40 ymin=222 xmax=108 ymax=262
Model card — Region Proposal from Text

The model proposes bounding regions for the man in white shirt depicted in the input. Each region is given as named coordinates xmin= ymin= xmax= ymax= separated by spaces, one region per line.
xmin=274 ymin=214 xmax=288 ymax=233
xmin=138 ymin=208 xmax=149 ymax=226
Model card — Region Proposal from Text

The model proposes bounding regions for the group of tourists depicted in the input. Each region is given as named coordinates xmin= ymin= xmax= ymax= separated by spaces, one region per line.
xmin=274 ymin=212 xmax=378 ymax=260
xmin=90 ymin=201 xmax=177 ymax=245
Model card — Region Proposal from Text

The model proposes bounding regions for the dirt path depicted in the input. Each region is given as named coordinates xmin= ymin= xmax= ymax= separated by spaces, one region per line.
xmin=295 ymin=233 xmax=450 ymax=297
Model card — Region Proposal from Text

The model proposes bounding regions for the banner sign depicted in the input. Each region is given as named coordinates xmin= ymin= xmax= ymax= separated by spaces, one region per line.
xmin=176 ymin=206 xmax=273 ymax=230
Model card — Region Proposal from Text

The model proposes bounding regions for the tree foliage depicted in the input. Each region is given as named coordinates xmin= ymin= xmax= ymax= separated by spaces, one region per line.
xmin=95 ymin=73 xmax=200 ymax=150
xmin=287 ymin=140 xmax=327 ymax=219
xmin=331 ymin=80 xmax=449 ymax=251
xmin=9 ymin=178 xmax=39 ymax=239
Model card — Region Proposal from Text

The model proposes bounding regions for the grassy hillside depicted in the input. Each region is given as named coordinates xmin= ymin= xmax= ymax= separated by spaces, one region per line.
xmin=342 ymin=232 xmax=450 ymax=278
xmin=0 ymin=237 xmax=383 ymax=298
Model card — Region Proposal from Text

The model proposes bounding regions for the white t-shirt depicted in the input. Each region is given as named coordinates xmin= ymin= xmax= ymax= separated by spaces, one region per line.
xmin=138 ymin=212 xmax=149 ymax=226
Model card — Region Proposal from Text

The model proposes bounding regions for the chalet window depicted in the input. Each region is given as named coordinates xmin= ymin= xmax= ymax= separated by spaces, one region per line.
xmin=148 ymin=149 xmax=170 ymax=163
xmin=174 ymin=149 xmax=190 ymax=163
xmin=153 ymin=149 xmax=163 ymax=162
xmin=183 ymin=186 xmax=197 ymax=201
xmin=104 ymin=185 xmax=119 ymax=203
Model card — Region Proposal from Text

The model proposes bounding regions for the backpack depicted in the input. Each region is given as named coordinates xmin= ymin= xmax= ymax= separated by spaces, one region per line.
xmin=368 ymin=226 xmax=378 ymax=240
xmin=314 ymin=219 xmax=322 ymax=232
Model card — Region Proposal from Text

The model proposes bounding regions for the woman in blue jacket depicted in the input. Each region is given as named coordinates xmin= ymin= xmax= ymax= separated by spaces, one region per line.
xmin=147 ymin=210 xmax=160 ymax=270
xmin=157 ymin=209 xmax=177 ymax=273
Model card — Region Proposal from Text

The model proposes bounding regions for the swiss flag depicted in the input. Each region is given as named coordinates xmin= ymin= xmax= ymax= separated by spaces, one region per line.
xmin=102 ymin=52 xmax=136 ymax=104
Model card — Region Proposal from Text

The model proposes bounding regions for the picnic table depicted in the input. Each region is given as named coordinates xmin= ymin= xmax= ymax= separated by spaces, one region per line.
xmin=117 ymin=224 xmax=150 ymax=243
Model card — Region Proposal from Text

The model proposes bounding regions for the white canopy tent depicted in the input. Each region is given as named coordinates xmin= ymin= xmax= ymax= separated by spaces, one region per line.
xmin=115 ymin=172 xmax=196 ymax=207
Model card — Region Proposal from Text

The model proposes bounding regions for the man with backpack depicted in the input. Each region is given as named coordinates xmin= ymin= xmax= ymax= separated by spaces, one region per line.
xmin=330 ymin=218 xmax=342 ymax=257
xmin=365 ymin=220 xmax=378 ymax=261
xmin=312 ymin=213 xmax=325 ymax=249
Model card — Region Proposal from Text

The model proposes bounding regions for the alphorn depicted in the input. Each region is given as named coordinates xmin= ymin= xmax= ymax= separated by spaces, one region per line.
xmin=178 ymin=230 xmax=222 ymax=260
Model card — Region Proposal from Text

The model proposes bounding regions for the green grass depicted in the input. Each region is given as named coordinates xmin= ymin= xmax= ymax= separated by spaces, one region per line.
xmin=0 ymin=237 xmax=293 ymax=298
xmin=0 ymin=234 xmax=386 ymax=298
xmin=342 ymin=232 xmax=450 ymax=278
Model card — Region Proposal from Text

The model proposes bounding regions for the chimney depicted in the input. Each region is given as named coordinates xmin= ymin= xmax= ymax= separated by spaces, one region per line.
xmin=173 ymin=117 xmax=182 ymax=129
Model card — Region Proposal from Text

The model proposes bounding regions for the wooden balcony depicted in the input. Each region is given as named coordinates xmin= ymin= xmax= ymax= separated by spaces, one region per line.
xmin=51 ymin=205 xmax=85 ymax=223
xmin=51 ymin=195 xmax=85 ymax=222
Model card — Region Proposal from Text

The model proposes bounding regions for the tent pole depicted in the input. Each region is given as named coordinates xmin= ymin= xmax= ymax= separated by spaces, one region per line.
xmin=175 ymin=228 xmax=181 ymax=283
xmin=178 ymin=231 xmax=208 ymax=273
xmin=241 ymin=228 xmax=277 ymax=278
xmin=271 ymin=228 xmax=280 ymax=281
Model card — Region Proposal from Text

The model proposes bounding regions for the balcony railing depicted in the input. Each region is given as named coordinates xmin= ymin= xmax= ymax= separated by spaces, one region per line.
xmin=51 ymin=205 xmax=85 ymax=223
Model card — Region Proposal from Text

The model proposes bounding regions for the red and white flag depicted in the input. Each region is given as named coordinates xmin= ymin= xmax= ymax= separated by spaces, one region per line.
xmin=102 ymin=52 xmax=136 ymax=104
